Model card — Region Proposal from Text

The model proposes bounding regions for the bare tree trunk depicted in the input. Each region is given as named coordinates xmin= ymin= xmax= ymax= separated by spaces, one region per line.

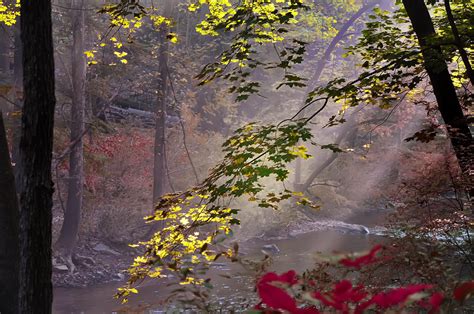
xmin=18 ymin=0 xmax=56 ymax=311
xmin=153 ymin=27 xmax=169 ymax=205
xmin=56 ymin=0 xmax=86 ymax=262
xmin=300 ymin=118 xmax=356 ymax=191
xmin=403 ymin=0 xmax=473 ymax=187
xmin=306 ymin=0 xmax=382 ymax=89
xmin=294 ymin=1 xmax=382 ymax=187
xmin=0 ymin=112 xmax=20 ymax=314
xmin=444 ymin=0 xmax=474 ymax=85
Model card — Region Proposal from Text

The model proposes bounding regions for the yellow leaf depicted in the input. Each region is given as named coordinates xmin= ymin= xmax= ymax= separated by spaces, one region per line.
xmin=114 ymin=51 xmax=128 ymax=58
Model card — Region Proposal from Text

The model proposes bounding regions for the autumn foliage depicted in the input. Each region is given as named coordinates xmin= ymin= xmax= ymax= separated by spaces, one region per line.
xmin=253 ymin=245 xmax=473 ymax=313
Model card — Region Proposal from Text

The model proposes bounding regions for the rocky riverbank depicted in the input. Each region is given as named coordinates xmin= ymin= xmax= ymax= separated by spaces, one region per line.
xmin=52 ymin=209 xmax=391 ymax=288
xmin=52 ymin=239 xmax=135 ymax=287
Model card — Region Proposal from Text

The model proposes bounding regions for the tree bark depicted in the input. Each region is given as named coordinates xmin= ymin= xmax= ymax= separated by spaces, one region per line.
xmin=0 ymin=112 xmax=20 ymax=314
xmin=153 ymin=27 xmax=169 ymax=205
xmin=403 ymin=0 xmax=473 ymax=184
xmin=18 ymin=0 xmax=56 ymax=311
xmin=11 ymin=18 xmax=23 ymax=192
xmin=56 ymin=0 xmax=86 ymax=261
xmin=0 ymin=27 xmax=10 ymax=75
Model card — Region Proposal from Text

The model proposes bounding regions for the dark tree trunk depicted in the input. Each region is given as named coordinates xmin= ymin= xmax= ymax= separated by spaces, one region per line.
xmin=0 ymin=28 xmax=10 ymax=74
xmin=153 ymin=27 xmax=169 ymax=205
xmin=56 ymin=0 xmax=86 ymax=263
xmin=403 ymin=0 xmax=473 ymax=184
xmin=0 ymin=112 xmax=20 ymax=314
xmin=18 ymin=0 xmax=56 ymax=311
xmin=12 ymin=18 xmax=23 ymax=192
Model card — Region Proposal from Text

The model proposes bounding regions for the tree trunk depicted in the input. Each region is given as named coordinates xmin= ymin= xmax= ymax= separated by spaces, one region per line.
xmin=294 ymin=0 xmax=382 ymax=186
xmin=300 ymin=117 xmax=356 ymax=191
xmin=153 ymin=27 xmax=169 ymax=205
xmin=56 ymin=0 xmax=86 ymax=261
xmin=0 ymin=27 xmax=10 ymax=75
xmin=0 ymin=112 xmax=20 ymax=314
xmin=12 ymin=17 xmax=23 ymax=193
xmin=18 ymin=0 xmax=56 ymax=311
xmin=444 ymin=0 xmax=474 ymax=85
xmin=307 ymin=0 xmax=382 ymax=89
xmin=403 ymin=0 xmax=473 ymax=185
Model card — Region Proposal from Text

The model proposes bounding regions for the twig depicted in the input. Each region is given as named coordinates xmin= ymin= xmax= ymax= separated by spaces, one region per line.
xmin=309 ymin=182 xmax=341 ymax=188
xmin=165 ymin=62 xmax=200 ymax=184
xmin=0 ymin=94 xmax=22 ymax=109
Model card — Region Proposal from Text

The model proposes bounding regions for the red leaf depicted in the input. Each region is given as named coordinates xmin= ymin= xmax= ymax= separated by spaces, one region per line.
xmin=279 ymin=270 xmax=298 ymax=286
xmin=259 ymin=270 xmax=298 ymax=286
xmin=453 ymin=281 xmax=474 ymax=303
xmin=257 ymin=271 xmax=319 ymax=313
xmin=339 ymin=245 xmax=383 ymax=269
xmin=312 ymin=280 xmax=367 ymax=312
xmin=258 ymin=283 xmax=297 ymax=312
xmin=294 ymin=307 xmax=320 ymax=314
xmin=356 ymin=284 xmax=432 ymax=312
xmin=258 ymin=272 xmax=298 ymax=312
xmin=428 ymin=292 xmax=443 ymax=313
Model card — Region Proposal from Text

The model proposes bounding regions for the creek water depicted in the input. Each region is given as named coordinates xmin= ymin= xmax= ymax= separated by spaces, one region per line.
xmin=53 ymin=212 xmax=389 ymax=313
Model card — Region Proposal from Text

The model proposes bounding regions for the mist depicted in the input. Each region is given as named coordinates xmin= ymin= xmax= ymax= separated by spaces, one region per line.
xmin=0 ymin=0 xmax=472 ymax=313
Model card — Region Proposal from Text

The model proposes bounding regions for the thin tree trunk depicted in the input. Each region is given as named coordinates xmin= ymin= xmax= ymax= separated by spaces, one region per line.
xmin=306 ymin=0 xmax=382 ymax=89
xmin=185 ymin=12 xmax=191 ymax=48
xmin=56 ymin=0 xmax=86 ymax=262
xmin=403 ymin=0 xmax=473 ymax=185
xmin=294 ymin=1 xmax=381 ymax=187
xmin=301 ymin=118 xmax=356 ymax=191
xmin=0 ymin=112 xmax=20 ymax=314
xmin=444 ymin=0 xmax=474 ymax=85
xmin=153 ymin=26 xmax=169 ymax=205
xmin=18 ymin=0 xmax=56 ymax=311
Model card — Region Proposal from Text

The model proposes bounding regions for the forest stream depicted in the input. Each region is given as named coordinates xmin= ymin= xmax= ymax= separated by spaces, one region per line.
xmin=53 ymin=211 xmax=388 ymax=313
